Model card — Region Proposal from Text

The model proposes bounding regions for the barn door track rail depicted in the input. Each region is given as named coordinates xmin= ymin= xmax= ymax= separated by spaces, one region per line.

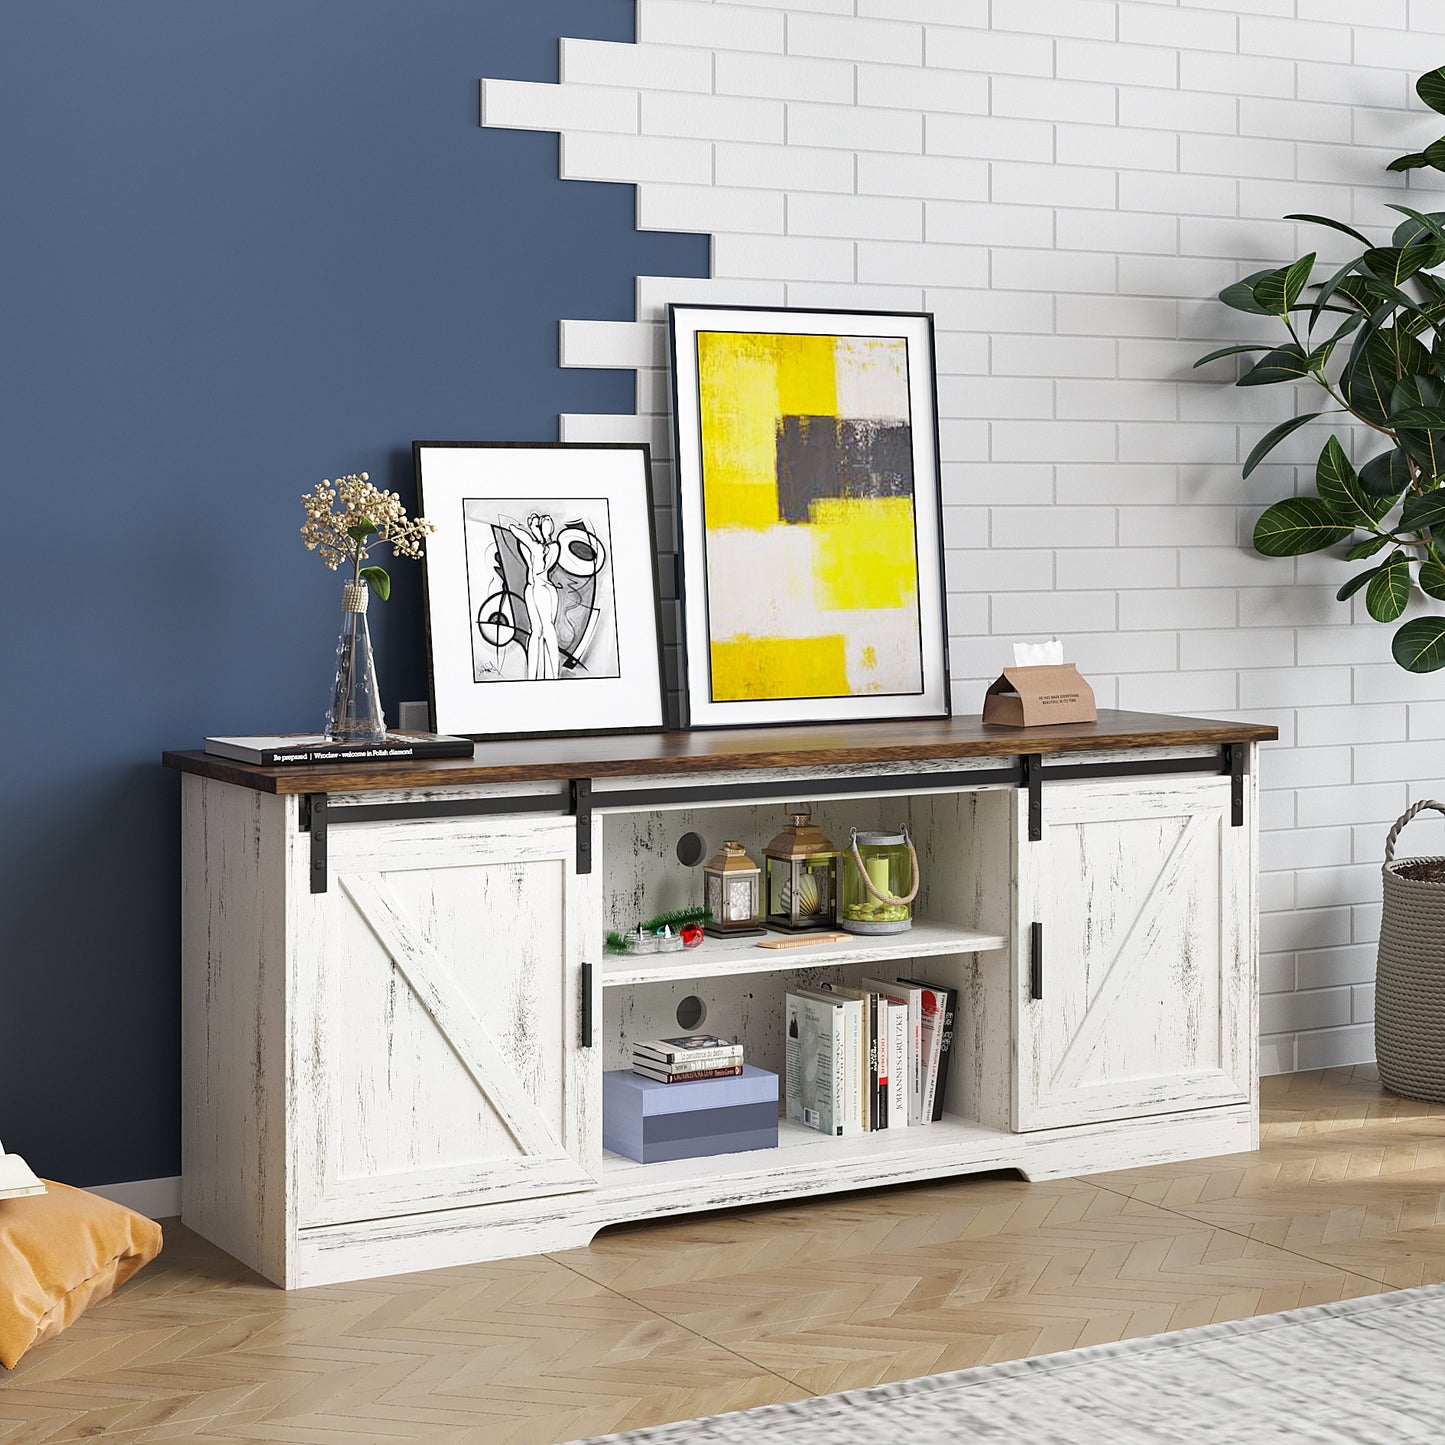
xmin=298 ymin=745 xmax=1244 ymax=892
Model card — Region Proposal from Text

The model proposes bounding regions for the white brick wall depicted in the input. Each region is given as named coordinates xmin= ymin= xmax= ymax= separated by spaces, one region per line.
xmin=484 ymin=0 xmax=1445 ymax=1074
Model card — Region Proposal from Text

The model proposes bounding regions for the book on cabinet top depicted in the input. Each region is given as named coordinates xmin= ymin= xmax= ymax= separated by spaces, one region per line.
xmin=203 ymin=731 xmax=473 ymax=766
xmin=0 ymin=1150 xmax=45 ymax=1200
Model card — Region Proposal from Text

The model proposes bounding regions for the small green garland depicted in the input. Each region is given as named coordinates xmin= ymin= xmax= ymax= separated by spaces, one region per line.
xmin=604 ymin=906 xmax=713 ymax=955
xmin=641 ymin=905 xmax=712 ymax=933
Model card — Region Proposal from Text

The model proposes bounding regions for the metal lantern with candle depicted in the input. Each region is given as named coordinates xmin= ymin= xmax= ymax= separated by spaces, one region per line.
xmin=762 ymin=805 xmax=839 ymax=932
xmin=702 ymin=840 xmax=764 ymax=937
xmin=838 ymin=826 xmax=919 ymax=935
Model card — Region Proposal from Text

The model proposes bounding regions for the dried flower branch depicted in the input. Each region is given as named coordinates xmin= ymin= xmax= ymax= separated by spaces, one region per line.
xmin=300 ymin=472 xmax=435 ymax=600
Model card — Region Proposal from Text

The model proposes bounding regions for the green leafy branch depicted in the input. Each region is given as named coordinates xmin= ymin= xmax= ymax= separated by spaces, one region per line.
xmin=1196 ymin=64 xmax=1445 ymax=672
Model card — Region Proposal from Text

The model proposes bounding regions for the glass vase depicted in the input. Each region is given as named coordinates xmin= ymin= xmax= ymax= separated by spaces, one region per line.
xmin=326 ymin=581 xmax=386 ymax=743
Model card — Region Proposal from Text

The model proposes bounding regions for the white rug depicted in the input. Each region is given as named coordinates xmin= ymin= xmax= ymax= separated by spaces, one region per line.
xmin=575 ymin=1284 xmax=1445 ymax=1443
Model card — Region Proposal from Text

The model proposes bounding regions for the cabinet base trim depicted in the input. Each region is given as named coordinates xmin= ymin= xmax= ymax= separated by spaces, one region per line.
xmin=267 ymin=1105 xmax=1256 ymax=1290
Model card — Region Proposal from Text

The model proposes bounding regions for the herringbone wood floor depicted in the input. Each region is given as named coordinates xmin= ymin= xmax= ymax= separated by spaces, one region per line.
xmin=2 ymin=1067 xmax=1442 ymax=1442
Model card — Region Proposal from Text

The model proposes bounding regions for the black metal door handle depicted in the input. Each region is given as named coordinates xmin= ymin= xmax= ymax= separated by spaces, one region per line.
xmin=580 ymin=961 xmax=594 ymax=1047
xmin=1030 ymin=921 xmax=1043 ymax=1001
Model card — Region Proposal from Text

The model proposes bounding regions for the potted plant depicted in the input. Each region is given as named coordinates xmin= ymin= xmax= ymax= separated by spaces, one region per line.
xmin=1198 ymin=63 xmax=1445 ymax=673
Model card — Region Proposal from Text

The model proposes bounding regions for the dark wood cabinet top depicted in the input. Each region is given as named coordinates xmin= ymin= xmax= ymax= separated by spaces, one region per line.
xmin=163 ymin=710 xmax=1277 ymax=796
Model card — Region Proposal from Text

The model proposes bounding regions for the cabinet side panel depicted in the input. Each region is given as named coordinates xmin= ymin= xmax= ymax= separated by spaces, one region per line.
xmin=180 ymin=776 xmax=290 ymax=1284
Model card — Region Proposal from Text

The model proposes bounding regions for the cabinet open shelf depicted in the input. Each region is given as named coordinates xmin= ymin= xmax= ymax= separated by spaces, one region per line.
xmin=600 ymin=1111 xmax=1013 ymax=1192
xmin=600 ymin=920 xmax=1009 ymax=988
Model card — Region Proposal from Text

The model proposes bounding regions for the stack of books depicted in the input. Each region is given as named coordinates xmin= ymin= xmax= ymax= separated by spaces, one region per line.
xmin=631 ymin=1033 xmax=744 ymax=1083
xmin=785 ymin=977 xmax=957 ymax=1137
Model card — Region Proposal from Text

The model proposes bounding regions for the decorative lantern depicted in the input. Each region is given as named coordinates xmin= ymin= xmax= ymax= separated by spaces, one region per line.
xmin=762 ymin=805 xmax=839 ymax=932
xmin=702 ymin=840 xmax=764 ymax=936
xmin=838 ymin=826 xmax=919 ymax=935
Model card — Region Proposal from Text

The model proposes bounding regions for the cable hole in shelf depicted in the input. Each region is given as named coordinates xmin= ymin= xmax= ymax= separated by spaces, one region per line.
xmin=676 ymin=831 xmax=707 ymax=867
xmin=675 ymin=994 xmax=707 ymax=1030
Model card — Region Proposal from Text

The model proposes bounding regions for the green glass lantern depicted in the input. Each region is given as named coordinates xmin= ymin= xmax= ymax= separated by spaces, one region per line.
xmin=838 ymin=826 xmax=919 ymax=935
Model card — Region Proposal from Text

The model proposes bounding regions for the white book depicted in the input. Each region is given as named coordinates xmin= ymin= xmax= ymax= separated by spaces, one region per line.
xmin=864 ymin=977 xmax=924 ymax=1126
xmin=786 ymin=991 xmax=846 ymax=1137
xmin=799 ymin=988 xmax=864 ymax=1136
xmin=817 ymin=986 xmax=870 ymax=1134
xmin=885 ymin=999 xmax=909 ymax=1130
xmin=0 ymin=1151 xmax=46 ymax=1200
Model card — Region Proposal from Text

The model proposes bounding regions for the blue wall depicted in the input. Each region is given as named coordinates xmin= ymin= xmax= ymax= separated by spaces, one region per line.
xmin=0 ymin=2 xmax=707 ymax=1185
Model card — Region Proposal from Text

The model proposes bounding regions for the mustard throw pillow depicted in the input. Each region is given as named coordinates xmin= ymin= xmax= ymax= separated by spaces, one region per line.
xmin=0 ymin=1181 xmax=163 ymax=1369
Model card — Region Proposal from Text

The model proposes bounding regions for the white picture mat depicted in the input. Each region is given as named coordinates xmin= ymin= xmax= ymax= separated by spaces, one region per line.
xmin=670 ymin=306 xmax=948 ymax=728
xmin=417 ymin=445 xmax=665 ymax=737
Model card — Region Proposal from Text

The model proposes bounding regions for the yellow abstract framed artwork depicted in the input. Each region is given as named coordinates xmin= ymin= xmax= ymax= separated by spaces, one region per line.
xmin=669 ymin=305 xmax=949 ymax=728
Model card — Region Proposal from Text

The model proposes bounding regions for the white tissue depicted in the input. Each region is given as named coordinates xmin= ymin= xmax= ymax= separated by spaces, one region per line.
xmin=1013 ymin=638 xmax=1064 ymax=666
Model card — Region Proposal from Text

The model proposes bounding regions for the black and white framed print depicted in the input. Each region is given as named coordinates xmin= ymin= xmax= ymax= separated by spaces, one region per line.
xmin=415 ymin=441 xmax=666 ymax=739
xmin=668 ymin=304 xmax=950 ymax=729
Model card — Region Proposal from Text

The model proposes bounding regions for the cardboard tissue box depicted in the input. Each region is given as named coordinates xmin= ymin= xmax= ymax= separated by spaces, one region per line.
xmin=982 ymin=639 xmax=1096 ymax=727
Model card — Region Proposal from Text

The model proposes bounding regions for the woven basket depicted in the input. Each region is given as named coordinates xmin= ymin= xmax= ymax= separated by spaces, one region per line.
xmin=1376 ymin=799 xmax=1445 ymax=1103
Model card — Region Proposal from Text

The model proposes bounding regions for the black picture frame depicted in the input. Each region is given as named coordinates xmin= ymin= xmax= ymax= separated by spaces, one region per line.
xmin=414 ymin=440 xmax=669 ymax=741
xmin=667 ymin=304 xmax=951 ymax=730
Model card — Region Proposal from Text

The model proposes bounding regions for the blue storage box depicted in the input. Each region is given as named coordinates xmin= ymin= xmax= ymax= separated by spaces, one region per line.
xmin=603 ymin=1065 xmax=780 ymax=1164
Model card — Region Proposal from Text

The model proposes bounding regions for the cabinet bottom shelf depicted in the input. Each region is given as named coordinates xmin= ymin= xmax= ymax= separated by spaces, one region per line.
xmin=601 ymin=1111 xmax=1013 ymax=1193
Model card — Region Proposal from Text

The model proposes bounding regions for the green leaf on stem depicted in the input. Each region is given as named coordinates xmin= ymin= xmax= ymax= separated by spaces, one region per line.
xmin=1422 ymin=271 xmax=1445 ymax=302
xmin=1419 ymin=67 xmax=1445 ymax=115
xmin=1344 ymin=325 xmax=1430 ymax=429
xmin=1390 ymin=406 xmax=1445 ymax=429
xmin=1253 ymin=253 xmax=1316 ymax=316
xmin=1398 ymin=299 xmax=1445 ymax=345
xmin=1347 ymin=534 xmax=1393 ymax=561
xmin=1366 ymin=550 xmax=1413 ymax=621
xmin=1316 ymin=436 xmax=1396 ymax=526
xmin=359 ymin=565 xmax=391 ymax=601
xmin=1425 ymin=137 xmax=1445 ymax=170
xmin=1393 ymin=375 xmax=1445 ymax=477
xmin=1243 ymin=412 xmax=1324 ymax=479
xmin=1401 ymin=490 xmax=1445 ymax=533
xmin=1308 ymin=259 xmax=1364 ymax=331
xmin=345 ymin=517 xmax=378 ymax=544
xmin=1219 ymin=270 xmax=1277 ymax=315
xmin=1253 ymin=496 xmax=1354 ymax=556
xmin=1286 ymin=213 xmax=1373 ymax=246
xmin=1337 ymin=565 xmax=1384 ymax=602
xmin=1390 ymin=208 xmax=1445 ymax=250
xmin=1421 ymin=560 xmax=1445 ymax=600
xmin=1360 ymin=448 xmax=1415 ymax=499
xmin=1238 ymin=344 xmax=1313 ymax=385
xmin=1388 ymin=152 xmax=1433 ymax=173
xmin=1362 ymin=244 xmax=1442 ymax=286
xmin=1193 ymin=343 xmax=1273 ymax=369
xmin=1393 ymin=616 xmax=1445 ymax=672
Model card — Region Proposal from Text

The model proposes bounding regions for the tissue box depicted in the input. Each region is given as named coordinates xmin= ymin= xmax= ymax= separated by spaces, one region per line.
xmin=982 ymin=664 xmax=1097 ymax=727
xmin=603 ymin=1065 xmax=779 ymax=1164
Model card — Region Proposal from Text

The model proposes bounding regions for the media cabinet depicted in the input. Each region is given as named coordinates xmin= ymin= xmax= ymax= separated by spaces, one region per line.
xmin=165 ymin=709 xmax=1275 ymax=1289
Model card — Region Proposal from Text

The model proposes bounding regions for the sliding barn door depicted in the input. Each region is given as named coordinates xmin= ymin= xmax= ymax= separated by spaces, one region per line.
xmin=293 ymin=813 xmax=600 ymax=1228
xmin=1014 ymin=777 xmax=1252 ymax=1132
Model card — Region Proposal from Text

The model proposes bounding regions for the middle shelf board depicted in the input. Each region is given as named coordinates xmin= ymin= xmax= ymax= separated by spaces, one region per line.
xmin=600 ymin=920 xmax=1009 ymax=988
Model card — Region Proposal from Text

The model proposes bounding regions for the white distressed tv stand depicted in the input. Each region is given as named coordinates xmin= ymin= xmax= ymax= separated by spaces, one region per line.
xmin=165 ymin=709 xmax=1274 ymax=1289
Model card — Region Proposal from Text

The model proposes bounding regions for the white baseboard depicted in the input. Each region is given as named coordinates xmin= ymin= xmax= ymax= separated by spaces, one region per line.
xmin=86 ymin=1175 xmax=181 ymax=1219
